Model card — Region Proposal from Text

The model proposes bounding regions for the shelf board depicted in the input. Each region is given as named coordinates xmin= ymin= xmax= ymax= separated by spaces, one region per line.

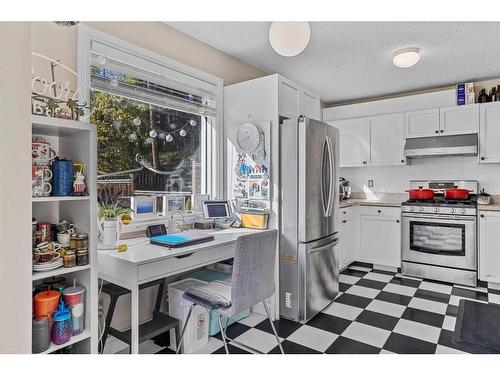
xmin=32 ymin=196 xmax=90 ymax=203
xmin=32 ymin=115 xmax=95 ymax=137
xmin=32 ymin=264 xmax=91 ymax=281
xmin=37 ymin=329 xmax=91 ymax=354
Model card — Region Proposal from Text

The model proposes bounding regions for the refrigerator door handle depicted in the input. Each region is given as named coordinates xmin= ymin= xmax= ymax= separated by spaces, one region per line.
xmin=320 ymin=136 xmax=332 ymax=217
xmin=307 ymin=238 xmax=339 ymax=254
xmin=325 ymin=135 xmax=335 ymax=217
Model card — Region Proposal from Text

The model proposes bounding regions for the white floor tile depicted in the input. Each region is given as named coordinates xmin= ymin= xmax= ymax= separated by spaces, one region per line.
xmin=363 ymin=272 xmax=394 ymax=283
xmin=287 ymin=325 xmax=338 ymax=352
xmin=419 ymin=281 xmax=453 ymax=295
xmin=238 ymin=312 xmax=267 ymax=327
xmin=395 ymin=273 xmax=422 ymax=281
xmin=393 ymin=319 xmax=441 ymax=343
xmin=341 ymin=322 xmax=391 ymax=348
xmin=380 ymin=349 xmax=396 ymax=354
xmin=489 ymin=293 xmax=500 ymax=304
xmin=322 ymin=301 xmax=363 ymax=320
xmin=233 ymin=328 xmax=283 ymax=354
xmin=383 ymin=283 xmax=417 ymax=297
xmin=435 ymin=345 xmax=468 ymax=354
xmin=346 ymin=285 xmax=380 ymax=299
xmin=365 ymin=299 xmax=406 ymax=318
xmin=408 ymin=297 xmax=448 ymax=315
xmin=340 ymin=274 xmax=361 ymax=285
xmin=192 ymin=337 xmax=224 ymax=354
xmin=449 ymin=295 xmax=488 ymax=307
xmin=442 ymin=315 xmax=456 ymax=332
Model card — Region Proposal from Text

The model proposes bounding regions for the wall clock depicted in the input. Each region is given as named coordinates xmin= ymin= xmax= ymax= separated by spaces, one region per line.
xmin=236 ymin=123 xmax=262 ymax=153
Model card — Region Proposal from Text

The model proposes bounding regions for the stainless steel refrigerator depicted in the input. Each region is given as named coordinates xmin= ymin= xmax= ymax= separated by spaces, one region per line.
xmin=280 ymin=116 xmax=340 ymax=323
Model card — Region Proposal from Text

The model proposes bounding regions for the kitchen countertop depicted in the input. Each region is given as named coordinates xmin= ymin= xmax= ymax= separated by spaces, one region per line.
xmin=339 ymin=198 xmax=405 ymax=209
xmin=477 ymin=203 xmax=500 ymax=212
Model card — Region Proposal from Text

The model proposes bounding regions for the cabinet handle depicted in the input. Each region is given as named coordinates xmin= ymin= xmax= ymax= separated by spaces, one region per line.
xmin=440 ymin=130 xmax=444 ymax=133
xmin=363 ymin=161 xmax=367 ymax=165
xmin=401 ymin=159 xmax=405 ymax=163
xmin=342 ymin=220 xmax=347 ymax=223
xmin=481 ymin=157 xmax=485 ymax=160
xmin=342 ymin=211 xmax=346 ymax=214
xmin=435 ymin=130 xmax=439 ymax=134
xmin=480 ymin=214 xmax=485 ymax=218
xmin=377 ymin=209 xmax=381 ymax=213
xmin=396 ymin=220 xmax=400 ymax=223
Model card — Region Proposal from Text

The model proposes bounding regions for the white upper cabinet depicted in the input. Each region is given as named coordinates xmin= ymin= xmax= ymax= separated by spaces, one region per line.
xmin=479 ymin=211 xmax=500 ymax=283
xmin=278 ymin=76 xmax=300 ymax=119
xmin=300 ymin=89 xmax=321 ymax=121
xmin=369 ymin=113 xmax=406 ymax=166
xmin=479 ymin=102 xmax=500 ymax=163
xmin=439 ymin=104 xmax=479 ymax=136
xmin=329 ymin=118 xmax=370 ymax=167
xmin=405 ymin=108 xmax=440 ymax=138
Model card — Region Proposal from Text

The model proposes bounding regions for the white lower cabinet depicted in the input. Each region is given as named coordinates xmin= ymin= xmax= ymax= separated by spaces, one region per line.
xmin=357 ymin=206 xmax=401 ymax=268
xmin=339 ymin=207 xmax=356 ymax=270
xmin=479 ymin=211 xmax=500 ymax=283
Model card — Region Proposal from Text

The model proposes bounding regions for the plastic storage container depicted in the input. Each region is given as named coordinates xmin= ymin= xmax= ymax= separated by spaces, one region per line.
xmin=62 ymin=284 xmax=85 ymax=335
xmin=184 ymin=269 xmax=250 ymax=336
xmin=168 ymin=278 xmax=209 ymax=353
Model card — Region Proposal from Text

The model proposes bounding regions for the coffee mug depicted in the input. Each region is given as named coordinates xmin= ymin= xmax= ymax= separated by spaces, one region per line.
xmin=36 ymin=241 xmax=61 ymax=253
xmin=32 ymin=166 xmax=52 ymax=197
xmin=57 ymin=232 xmax=71 ymax=248
xmin=57 ymin=221 xmax=75 ymax=234
xmin=32 ymin=138 xmax=57 ymax=166
xmin=34 ymin=250 xmax=61 ymax=264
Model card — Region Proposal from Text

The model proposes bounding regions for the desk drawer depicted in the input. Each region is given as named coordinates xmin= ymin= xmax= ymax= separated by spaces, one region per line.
xmin=138 ymin=247 xmax=222 ymax=281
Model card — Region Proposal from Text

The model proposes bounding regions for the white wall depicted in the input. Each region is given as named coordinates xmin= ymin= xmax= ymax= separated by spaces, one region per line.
xmin=0 ymin=22 xmax=32 ymax=353
xmin=343 ymin=156 xmax=500 ymax=194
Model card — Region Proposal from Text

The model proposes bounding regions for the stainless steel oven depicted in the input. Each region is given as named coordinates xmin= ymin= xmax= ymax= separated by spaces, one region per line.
xmin=402 ymin=213 xmax=476 ymax=271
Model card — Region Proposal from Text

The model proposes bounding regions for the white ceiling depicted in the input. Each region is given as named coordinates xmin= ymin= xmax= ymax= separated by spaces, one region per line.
xmin=168 ymin=22 xmax=500 ymax=103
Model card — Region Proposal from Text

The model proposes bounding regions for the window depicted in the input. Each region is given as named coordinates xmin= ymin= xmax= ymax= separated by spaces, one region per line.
xmin=78 ymin=30 xmax=223 ymax=214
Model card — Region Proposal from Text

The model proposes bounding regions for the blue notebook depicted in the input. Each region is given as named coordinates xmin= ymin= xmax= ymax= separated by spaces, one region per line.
xmin=150 ymin=232 xmax=215 ymax=248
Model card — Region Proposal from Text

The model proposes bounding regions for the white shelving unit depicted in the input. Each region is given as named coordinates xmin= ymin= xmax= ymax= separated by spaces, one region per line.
xmin=31 ymin=115 xmax=98 ymax=354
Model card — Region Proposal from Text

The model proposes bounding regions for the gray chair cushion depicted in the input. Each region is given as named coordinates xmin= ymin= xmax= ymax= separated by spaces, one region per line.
xmin=183 ymin=279 xmax=232 ymax=310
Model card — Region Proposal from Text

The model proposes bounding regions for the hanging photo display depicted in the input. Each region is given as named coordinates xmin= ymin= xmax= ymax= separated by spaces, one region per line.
xmin=231 ymin=121 xmax=271 ymax=211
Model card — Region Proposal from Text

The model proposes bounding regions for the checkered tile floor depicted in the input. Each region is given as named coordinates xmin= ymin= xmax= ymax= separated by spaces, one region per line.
xmin=146 ymin=264 xmax=500 ymax=354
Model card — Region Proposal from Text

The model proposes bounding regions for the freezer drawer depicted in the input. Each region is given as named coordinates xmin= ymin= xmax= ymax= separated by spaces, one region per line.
xmin=299 ymin=236 xmax=339 ymax=322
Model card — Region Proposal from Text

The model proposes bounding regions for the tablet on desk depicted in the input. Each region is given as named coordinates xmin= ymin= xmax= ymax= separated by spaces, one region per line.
xmin=150 ymin=232 xmax=215 ymax=248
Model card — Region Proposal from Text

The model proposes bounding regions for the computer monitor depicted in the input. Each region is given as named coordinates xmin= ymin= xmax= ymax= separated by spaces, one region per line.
xmin=202 ymin=200 xmax=231 ymax=219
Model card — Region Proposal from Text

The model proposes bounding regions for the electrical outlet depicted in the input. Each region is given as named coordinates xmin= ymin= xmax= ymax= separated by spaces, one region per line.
xmin=285 ymin=292 xmax=292 ymax=308
xmin=368 ymin=179 xmax=374 ymax=188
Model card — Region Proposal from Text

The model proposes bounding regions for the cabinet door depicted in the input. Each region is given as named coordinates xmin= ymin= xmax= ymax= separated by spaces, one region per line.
xmin=479 ymin=212 xmax=500 ymax=283
xmin=479 ymin=102 xmax=500 ymax=163
xmin=440 ymin=104 xmax=479 ymax=136
xmin=300 ymin=89 xmax=321 ymax=121
xmin=339 ymin=207 xmax=356 ymax=270
xmin=405 ymin=109 xmax=440 ymax=138
xmin=329 ymin=118 xmax=370 ymax=167
xmin=369 ymin=113 xmax=406 ymax=166
xmin=278 ymin=77 xmax=300 ymax=119
xmin=359 ymin=208 xmax=401 ymax=267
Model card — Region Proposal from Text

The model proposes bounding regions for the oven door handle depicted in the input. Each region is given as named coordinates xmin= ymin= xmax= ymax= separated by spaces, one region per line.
xmin=401 ymin=213 xmax=476 ymax=221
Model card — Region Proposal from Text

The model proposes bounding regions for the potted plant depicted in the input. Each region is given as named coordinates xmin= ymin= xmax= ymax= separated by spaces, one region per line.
xmin=97 ymin=202 xmax=132 ymax=249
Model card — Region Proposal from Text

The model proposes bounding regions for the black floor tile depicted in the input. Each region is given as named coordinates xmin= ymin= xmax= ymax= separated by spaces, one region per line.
xmin=356 ymin=278 xmax=388 ymax=290
xmin=414 ymin=289 xmax=451 ymax=304
xmin=254 ymin=318 xmax=302 ymax=339
xmin=325 ymin=336 xmax=380 ymax=354
xmin=355 ymin=310 xmax=399 ymax=331
xmin=389 ymin=276 xmax=421 ymax=288
xmin=446 ymin=304 xmax=459 ymax=317
xmin=268 ymin=340 xmax=321 ymax=354
xmin=371 ymin=269 xmax=397 ymax=276
xmin=488 ymin=288 xmax=500 ymax=295
xmin=383 ymin=332 xmax=437 ymax=354
xmin=334 ymin=292 xmax=372 ymax=309
xmin=306 ymin=313 xmax=352 ymax=335
xmin=213 ymin=343 xmax=252 ymax=354
xmin=401 ymin=307 xmax=445 ymax=328
xmin=155 ymin=347 xmax=175 ymax=354
xmin=213 ymin=322 xmax=251 ymax=340
xmin=152 ymin=331 xmax=171 ymax=347
xmin=375 ymin=291 xmax=412 ymax=306
xmin=351 ymin=261 xmax=373 ymax=269
xmin=437 ymin=329 xmax=483 ymax=354
xmin=339 ymin=282 xmax=352 ymax=292
xmin=451 ymin=286 xmax=489 ymax=302
xmin=341 ymin=268 xmax=369 ymax=278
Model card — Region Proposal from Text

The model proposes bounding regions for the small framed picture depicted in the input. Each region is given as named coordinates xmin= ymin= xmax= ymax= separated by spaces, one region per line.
xmin=166 ymin=195 xmax=185 ymax=212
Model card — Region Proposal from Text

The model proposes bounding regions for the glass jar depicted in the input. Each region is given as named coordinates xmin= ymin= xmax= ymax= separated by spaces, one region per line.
xmin=63 ymin=249 xmax=76 ymax=268
xmin=76 ymin=249 xmax=89 ymax=266
xmin=70 ymin=233 xmax=88 ymax=250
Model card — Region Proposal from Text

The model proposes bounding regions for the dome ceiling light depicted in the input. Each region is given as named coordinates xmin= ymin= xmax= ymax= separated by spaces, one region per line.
xmin=393 ymin=48 xmax=421 ymax=68
xmin=269 ymin=22 xmax=311 ymax=57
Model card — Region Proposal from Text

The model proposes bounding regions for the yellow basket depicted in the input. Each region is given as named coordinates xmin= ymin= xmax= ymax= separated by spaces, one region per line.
xmin=240 ymin=212 xmax=269 ymax=230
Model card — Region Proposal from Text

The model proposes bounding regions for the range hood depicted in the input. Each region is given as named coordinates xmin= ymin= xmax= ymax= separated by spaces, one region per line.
xmin=404 ymin=134 xmax=478 ymax=158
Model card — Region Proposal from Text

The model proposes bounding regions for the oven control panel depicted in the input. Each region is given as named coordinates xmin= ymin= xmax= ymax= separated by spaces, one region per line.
xmin=402 ymin=205 xmax=477 ymax=216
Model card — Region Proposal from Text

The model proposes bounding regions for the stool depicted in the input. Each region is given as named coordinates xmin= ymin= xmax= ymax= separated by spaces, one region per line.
xmin=99 ymin=278 xmax=181 ymax=354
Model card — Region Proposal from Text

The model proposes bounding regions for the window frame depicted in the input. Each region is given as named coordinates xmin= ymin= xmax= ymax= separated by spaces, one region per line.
xmin=77 ymin=24 xmax=224 ymax=199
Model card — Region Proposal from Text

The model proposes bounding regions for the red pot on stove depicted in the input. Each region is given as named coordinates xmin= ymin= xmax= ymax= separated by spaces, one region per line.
xmin=406 ymin=186 xmax=435 ymax=200
xmin=444 ymin=187 xmax=472 ymax=200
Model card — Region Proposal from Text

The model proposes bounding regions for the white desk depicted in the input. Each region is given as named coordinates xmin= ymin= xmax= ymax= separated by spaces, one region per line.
xmin=98 ymin=228 xmax=270 ymax=354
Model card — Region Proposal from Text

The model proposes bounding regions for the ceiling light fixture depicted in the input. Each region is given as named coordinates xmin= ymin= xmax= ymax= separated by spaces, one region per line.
xmin=393 ymin=48 xmax=421 ymax=68
xmin=269 ymin=22 xmax=311 ymax=57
